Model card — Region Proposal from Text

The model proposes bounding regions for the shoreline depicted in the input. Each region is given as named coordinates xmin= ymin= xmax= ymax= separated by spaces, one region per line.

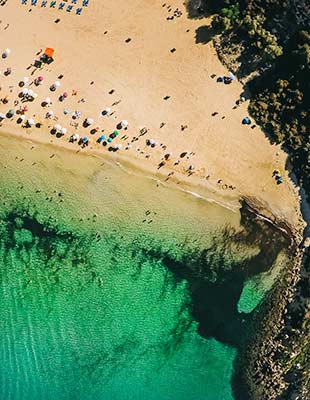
xmin=0 ymin=126 xmax=305 ymax=241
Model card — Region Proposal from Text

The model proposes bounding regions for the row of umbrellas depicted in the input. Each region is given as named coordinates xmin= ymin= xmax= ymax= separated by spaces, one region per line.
xmin=53 ymin=124 xmax=67 ymax=134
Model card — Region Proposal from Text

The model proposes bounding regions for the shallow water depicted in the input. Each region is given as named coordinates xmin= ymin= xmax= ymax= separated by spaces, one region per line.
xmin=0 ymin=135 xmax=289 ymax=399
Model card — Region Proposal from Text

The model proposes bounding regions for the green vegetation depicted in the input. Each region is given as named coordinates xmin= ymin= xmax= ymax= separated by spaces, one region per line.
xmin=204 ymin=0 xmax=310 ymax=192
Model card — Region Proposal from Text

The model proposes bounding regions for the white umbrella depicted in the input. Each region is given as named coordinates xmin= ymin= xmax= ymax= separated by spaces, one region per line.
xmin=5 ymin=48 xmax=11 ymax=54
xmin=28 ymin=89 xmax=34 ymax=97
xmin=33 ymin=93 xmax=38 ymax=99
xmin=0 ymin=113 xmax=6 ymax=119
xmin=54 ymin=124 xmax=61 ymax=131
xmin=46 ymin=110 xmax=54 ymax=118
xmin=102 ymin=107 xmax=111 ymax=115
xmin=73 ymin=133 xmax=80 ymax=141
xmin=21 ymin=88 xmax=29 ymax=96
xmin=20 ymin=115 xmax=26 ymax=121
xmin=54 ymin=81 xmax=61 ymax=87
xmin=121 ymin=119 xmax=128 ymax=128
xmin=45 ymin=97 xmax=51 ymax=104
xmin=23 ymin=77 xmax=29 ymax=84
xmin=27 ymin=118 xmax=35 ymax=126
xmin=86 ymin=118 xmax=94 ymax=125
xmin=61 ymin=127 xmax=67 ymax=135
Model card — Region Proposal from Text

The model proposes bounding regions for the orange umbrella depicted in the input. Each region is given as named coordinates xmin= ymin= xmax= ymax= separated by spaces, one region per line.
xmin=44 ymin=48 xmax=55 ymax=58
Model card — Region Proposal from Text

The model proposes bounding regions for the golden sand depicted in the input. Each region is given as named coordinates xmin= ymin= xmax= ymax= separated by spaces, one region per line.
xmin=0 ymin=0 xmax=303 ymax=229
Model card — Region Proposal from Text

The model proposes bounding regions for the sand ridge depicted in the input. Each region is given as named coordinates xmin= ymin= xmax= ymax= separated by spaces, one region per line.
xmin=0 ymin=0 xmax=302 ymax=229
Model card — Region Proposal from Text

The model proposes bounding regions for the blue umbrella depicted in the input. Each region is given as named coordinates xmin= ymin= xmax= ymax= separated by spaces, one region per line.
xmin=97 ymin=135 xmax=106 ymax=143
xmin=242 ymin=117 xmax=251 ymax=125
xmin=82 ymin=136 xmax=89 ymax=144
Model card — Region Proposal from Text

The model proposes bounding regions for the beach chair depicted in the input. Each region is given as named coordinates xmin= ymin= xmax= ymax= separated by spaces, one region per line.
xmin=76 ymin=7 xmax=82 ymax=14
xmin=66 ymin=4 xmax=73 ymax=12
xmin=41 ymin=0 xmax=47 ymax=6
xmin=59 ymin=2 xmax=64 ymax=9
xmin=31 ymin=0 xmax=37 ymax=5
xmin=21 ymin=0 xmax=27 ymax=4
xmin=50 ymin=1 xmax=56 ymax=7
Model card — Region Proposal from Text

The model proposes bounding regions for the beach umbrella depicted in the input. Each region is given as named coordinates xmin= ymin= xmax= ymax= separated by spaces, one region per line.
xmin=115 ymin=144 xmax=122 ymax=150
xmin=46 ymin=110 xmax=54 ymax=118
xmin=148 ymin=139 xmax=155 ymax=146
xmin=113 ymin=130 xmax=119 ymax=137
xmin=82 ymin=136 xmax=89 ymax=143
xmin=33 ymin=93 xmax=38 ymax=99
xmin=242 ymin=117 xmax=251 ymax=125
xmin=23 ymin=77 xmax=29 ymax=84
xmin=0 ymin=113 xmax=6 ymax=119
xmin=54 ymin=124 xmax=61 ymax=131
xmin=21 ymin=88 xmax=29 ymax=96
xmin=20 ymin=115 xmax=26 ymax=121
xmin=86 ymin=117 xmax=94 ymax=125
xmin=38 ymin=76 xmax=43 ymax=82
xmin=228 ymin=72 xmax=235 ymax=81
xmin=97 ymin=135 xmax=106 ymax=143
xmin=45 ymin=97 xmax=51 ymax=104
xmin=28 ymin=89 xmax=34 ymax=97
xmin=22 ymin=105 xmax=28 ymax=113
xmin=54 ymin=81 xmax=61 ymax=87
xmin=73 ymin=133 xmax=80 ymax=141
xmin=61 ymin=127 xmax=67 ymax=135
xmin=63 ymin=91 xmax=68 ymax=98
xmin=7 ymin=109 xmax=15 ymax=117
xmin=102 ymin=107 xmax=111 ymax=116
xmin=107 ymin=137 xmax=112 ymax=143
xmin=5 ymin=48 xmax=11 ymax=55
xmin=121 ymin=119 xmax=128 ymax=128
xmin=27 ymin=118 xmax=35 ymax=126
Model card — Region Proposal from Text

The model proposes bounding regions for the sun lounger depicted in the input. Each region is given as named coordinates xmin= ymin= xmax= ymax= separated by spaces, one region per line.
xmin=66 ymin=4 xmax=73 ymax=11
xmin=50 ymin=1 xmax=56 ymax=7
xmin=59 ymin=2 xmax=64 ymax=9
xmin=76 ymin=7 xmax=82 ymax=14
xmin=41 ymin=0 xmax=47 ymax=6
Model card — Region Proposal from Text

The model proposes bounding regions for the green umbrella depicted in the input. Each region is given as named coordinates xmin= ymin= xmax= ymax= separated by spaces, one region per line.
xmin=7 ymin=109 xmax=15 ymax=117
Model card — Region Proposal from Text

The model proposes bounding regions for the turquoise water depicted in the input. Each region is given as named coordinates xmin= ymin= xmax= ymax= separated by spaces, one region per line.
xmin=0 ymin=136 xmax=289 ymax=400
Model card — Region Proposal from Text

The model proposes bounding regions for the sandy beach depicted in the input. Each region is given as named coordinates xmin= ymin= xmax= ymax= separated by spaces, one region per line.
xmin=0 ymin=0 xmax=303 ymax=229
